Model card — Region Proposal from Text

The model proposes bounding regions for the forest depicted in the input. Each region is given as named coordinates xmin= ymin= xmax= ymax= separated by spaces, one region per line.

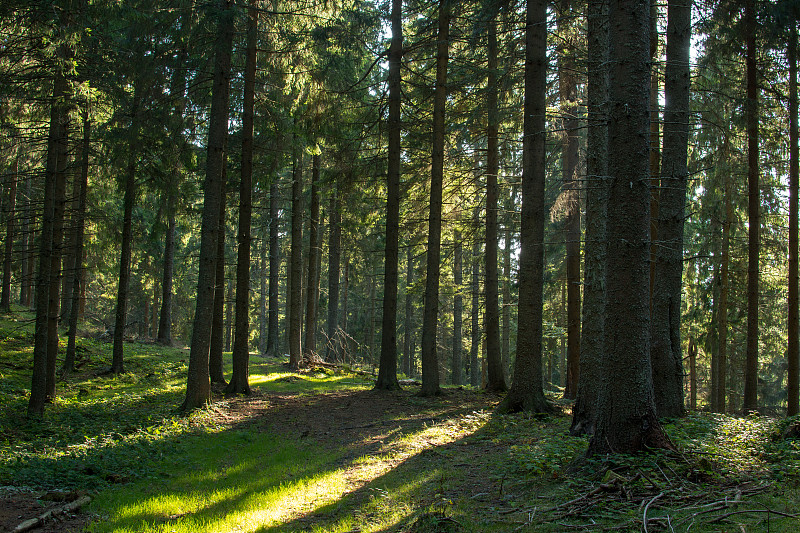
xmin=3 ymin=0 xmax=800 ymax=530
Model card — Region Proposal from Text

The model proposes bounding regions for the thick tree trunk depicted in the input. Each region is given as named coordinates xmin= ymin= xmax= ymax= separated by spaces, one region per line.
xmin=182 ymin=0 xmax=234 ymax=412
xmin=789 ymin=21 xmax=799 ymax=417
xmin=227 ymin=0 xmax=257 ymax=395
xmin=266 ymin=179 xmax=280 ymax=357
xmin=111 ymin=98 xmax=139 ymax=375
xmin=496 ymin=0 xmax=551 ymax=414
xmin=64 ymin=111 xmax=90 ymax=373
xmin=1 ymin=156 xmax=18 ymax=312
xmin=558 ymin=0 xmax=581 ymax=400
xmin=588 ymin=0 xmax=671 ymax=455
xmin=29 ymin=68 xmax=70 ymax=417
xmin=650 ymin=0 xmax=690 ymax=419
xmin=452 ymin=231 xmax=463 ymax=385
xmin=304 ymin=153 xmax=321 ymax=358
xmin=484 ymin=12 xmax=506 ymax=393
xmin=743 ymin=0 xmax=759 ymax=413
xmin=376 ymin=0 xmax=403 ymax=390
xmin=420 ymin=0 xmax=450 ymax=396
xmin=571 ymin=0 xmax=609 ymax=436
xmin=289 ymin=140 xmax=304 ymax=369
xmin=325 ymin=184 xmax=341 ymax=362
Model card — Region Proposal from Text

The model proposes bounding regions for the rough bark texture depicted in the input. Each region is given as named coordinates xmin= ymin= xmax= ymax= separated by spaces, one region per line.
xmin=182 ymin=0 xmax=234 ymax=412
xmin=496 ymin=0 xmax=551 ymax=415
xmin=588 ymin=0 xmax=671 ymax=455
xmin=325 ymin=185 xmax=341 ymax=362
xmin=717 ymin=169 xmax=731 ymax=413
xmin=790 ymin=22 xmax=799 ymax=417
xmin=452 ymin=232 xmax=463 ymax=385
xmin=419 ymin=0 xmax=450 ymax=397
xmin=266 ymin=179 xmax=280 ymax=357
xmin=558 ymin=0 xmax=581 ymax=400
xmin=650 ymin=0 xmax=690 ymax=419
xmin=484 ymin=12 xmax=506 ymax=393
xmin=64 ymin=111 xmax=90 ymax=373
xmin=289 ymin=141 xmax=304 ymax=370
xmin=743 ymin=0 xmax=759 ymax=413
xmin=227 ymin=1 xmax=257 ymax=396
xmin=304 ymin=153 xmax=321 ymax=358
xmin=570 ymin=0 xmax=609 ymax=436
xmin=376 ymin=0 xmax=403 ymax=390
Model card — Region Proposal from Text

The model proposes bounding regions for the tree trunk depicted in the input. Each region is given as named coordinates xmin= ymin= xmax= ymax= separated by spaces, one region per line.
xmin=717 ymin=159 xmax=731 ymax=413
xmin=502 ymin=187 xmax=517 ymax=380
xmin=111 ymin=92 xmax=140 ymax=375
xmin=325 ymin=183 xmax=341 ymax=362
xmin=650 ymin=0 xmax=690 ymax=419
xmin=420 ymin=0 xmax=450 ymax=397
xmin=496 ymin=0 xmax=551 ymax=414
xmin=571 ymin=0 xmax=609 ymax=436
xmin=376 ymin=0 xmax=403 ymax=390
xmin=1 ymin=156 xmax=18 ymax=312
xmin=19 ymin=172 xmax=32 ymax=308
xmin=648 ymin=0 xmax=661 ymax=302
xmin=743 ymin=0 xmax=759 ymax=413
xmin=226 ymin=0 xmax=257 ymax=395
xmin=689 ymin=337 xmax=697 ymax=410
xmin=403 ymin=244 xmax=414 ymax=376
xmin=484 ymin=11 xmax=506 ymax=393
xmin=470 ymin=228 xmax=481 ymax=387
xmin=157 ymin=194 xmax=176 ymax=344
xmin=452 ymin=231 xmax=463 ymax=385
xmin=289 ymin=138 xmax=304 ymax=369
xmin=558 ymin=0 xmax=581 ymax=400
xmin=588 ymin=0 xmax=671 ymax=455
xmin=60 ymin=166 xmax=78 ymax=326
xmin=342 ymin=256 xmax=350 ymax=360
xmin=266 ymin=178 xmax=280 ymax=357
xmin=28 ymin=66 xmax=70 ymax=417
xmin=259 ymin=229 xmax=267 ymax=354
xmin=209 ymin=176 xmax=228 ymax=385
xmin=789 ymin=21 xmax=799 ymax=417
xmin=64 ymin=110 xmax=90 ymax=373
xmin=304 ymin=153 xmax=321 ymax=358
xmin=182 ymin=0 xmax=234 ymax=412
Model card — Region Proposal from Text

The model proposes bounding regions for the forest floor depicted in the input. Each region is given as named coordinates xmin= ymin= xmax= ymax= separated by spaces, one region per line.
xmin=3 ymin=308 xmax=800 ymax=532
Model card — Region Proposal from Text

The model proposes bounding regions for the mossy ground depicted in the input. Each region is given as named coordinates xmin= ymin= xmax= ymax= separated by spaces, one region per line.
xmin=2 ymin=307 xmax=800 ymax=532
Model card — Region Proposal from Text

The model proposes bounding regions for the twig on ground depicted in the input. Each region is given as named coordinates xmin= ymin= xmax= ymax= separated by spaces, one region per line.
xmin=12 ymin=495 xmax=92 ymax=533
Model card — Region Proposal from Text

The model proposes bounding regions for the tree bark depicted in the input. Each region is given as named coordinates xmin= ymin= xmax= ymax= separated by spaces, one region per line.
xmin=789 ymin=20 xmax=799 ymax=417
xmin=484 ymin=11 xmax=506 ymax=393
xmin=29 ymin=66 xmax=70 ymax=417
xmin=19 ymin=172 xmax=32 ymax=308
xmin=403 ymin=244 xmax=414 ymax=376
xmin=111 ymin=92 xmax=141 ymax=375
xmin=304 ymin=153 xmax=321 ymax=358
xmin=258 ymin=230 xmax=267 ymax=355
xmin=496 ymin=0 xmax=551 ymax=414
xmin=325 ymin=184 xmax=341 ymax=362
xmin=227 ymin=0 xmax=257 ymax=395
xmin=63 ymin=110 xmax=90 ymax=373
xmin=717 ymin=176 xmax=731 ymax=413
xmin=266 ymin=178 xmax=280 ymax=357
xmin=376 ymin=0 xmax=403 ymax=390
xmin=470 ymin=225 xmax=481 ymax=387
xmin=588 ymin=0 xmax=671 ymax=455
xmin=419 ymin=0 xmax=450 ymax=396
xmin=571 ymin=0 xmax=609 ymax=436
xmin=558 ymin=0 xmax=581 ymax=400
xmin=650 ymin=0 xmax=690 ymax=419
xmin=743 ymin=0 xmax=759 ymax=413
xmin=1 ymin=156 xmax=18 ymax=312
xmin=452 ymin=231 xmax=463 ymax=385
xmin=289 ymin=138 xmax=304 ymax=370
xmin=182 ymin=0 xmax=234 ymax=412
xmin=209 ymin=173 xmax=228 ymax=385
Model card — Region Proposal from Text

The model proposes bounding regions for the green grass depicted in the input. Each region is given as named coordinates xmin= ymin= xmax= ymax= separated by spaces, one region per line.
xmin=3 ymin=307 xmax=800 ymax=532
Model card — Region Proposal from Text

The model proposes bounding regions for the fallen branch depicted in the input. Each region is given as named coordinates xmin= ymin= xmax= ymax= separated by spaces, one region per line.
xmin=12 ymin=494 xmax=92 ymax=533
xmin=642 ymin=492 xmax=664 ymax=533
xmin=708 ymin=508 xmax=800 ymax=524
